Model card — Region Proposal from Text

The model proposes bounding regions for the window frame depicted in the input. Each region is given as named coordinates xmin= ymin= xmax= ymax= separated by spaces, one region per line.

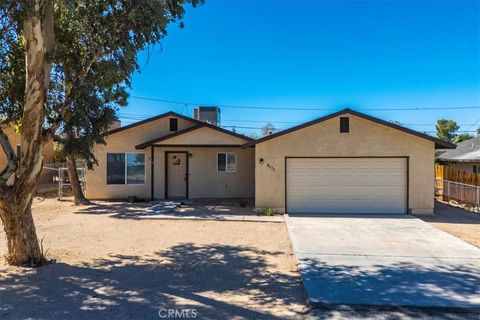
xmin=169 ymin=118 xmax=178 ymax=132
xmin=340 ymin=117 xmax=349 ymax=133
xmin=217 ymin=152 xmax=236 ymax=173
xmin=106 ymin=152 xmax=146 ymax=185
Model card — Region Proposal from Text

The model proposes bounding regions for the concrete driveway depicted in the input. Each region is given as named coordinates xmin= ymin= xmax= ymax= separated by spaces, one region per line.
xmin=286 ymin=215 xmax=480 ymax=309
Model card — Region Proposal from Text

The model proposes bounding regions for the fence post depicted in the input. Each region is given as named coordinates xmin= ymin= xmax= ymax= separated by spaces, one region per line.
xmin=58 ymin=167 xmax=62 ymax=200
xmin=475 ymin=187 xmax=480 ymax=210
xmin=446 ymin=181 xmax=449 ymax=202
xmin=460 ymin=184 xmax=463 ymax=203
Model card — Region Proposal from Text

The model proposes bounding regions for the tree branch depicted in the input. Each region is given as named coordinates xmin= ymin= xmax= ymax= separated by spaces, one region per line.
xmin=44 ymin=52 xmax=102 ymax=139
xmin=0 ymin=126 xmax=17 ymax=185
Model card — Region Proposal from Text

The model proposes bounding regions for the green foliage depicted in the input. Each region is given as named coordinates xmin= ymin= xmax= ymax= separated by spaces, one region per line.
xmin=53 ymin=142 xmax=66 ymax=163
xmin=454 ymin=133 xmax=475 ymax=144
xmin=263 ymin=207 xmax=274 ymax=216
xmin=1 ymin=0 xmax=203 ymax=169
xmin=436 ymin=119 xmax=459 ymax=143
xmin=0 ymin=2 xmax=25 ymax=124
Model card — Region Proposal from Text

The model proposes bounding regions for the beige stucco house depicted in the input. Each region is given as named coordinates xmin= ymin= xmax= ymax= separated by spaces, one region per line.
xmin=85 ymin=112 xmax=255 ymax=200
xmin=0 ymin=125 xmax=54 ymax=184
xmin=86 ymin=108 xmax=455 ymax=215
xmin=244 ymin=109 xmax=455 ymax=215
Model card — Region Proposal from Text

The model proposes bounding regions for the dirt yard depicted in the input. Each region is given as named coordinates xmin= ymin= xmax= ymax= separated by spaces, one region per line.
xmin=0 ymin=197 xmax=307 ymax=320
xmin=420 ymin=201 xmax=480 ymax=248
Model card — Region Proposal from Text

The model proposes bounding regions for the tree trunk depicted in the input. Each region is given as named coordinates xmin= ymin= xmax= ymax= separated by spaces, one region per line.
xmin=0 ymin=0 xmax=54 ymax=266
xmin=66 ymin=154 xmax=91 ymax=205
xmin=0 ymin=191 xmax=44 ymax=266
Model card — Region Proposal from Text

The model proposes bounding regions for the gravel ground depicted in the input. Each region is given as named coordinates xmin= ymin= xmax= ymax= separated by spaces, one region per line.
xmin=1 ymin=198 xmax=478 ymax=320
xmin=0 ymin=197 xmax=307 ymax=320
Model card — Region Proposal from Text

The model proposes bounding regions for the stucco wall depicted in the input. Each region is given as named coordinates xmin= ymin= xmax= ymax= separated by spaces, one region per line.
xmin=0 ymin=126 xmax=54 ymax=184
xmin=85 ymin=116 xmax=254 ymax=200
xmin=85 ymin=116 xmax=196 ymax=199
xmin=255 ymin=113 xmax=435 ymax=215
xmin=153 ymin=147 xmax=254 ymax=199
xmin=159 ymin=126 xmax=247 ymax=145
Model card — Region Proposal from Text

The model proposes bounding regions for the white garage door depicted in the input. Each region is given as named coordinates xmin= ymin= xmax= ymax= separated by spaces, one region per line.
xmin=286 ymin=158 xmax=407 ymax=214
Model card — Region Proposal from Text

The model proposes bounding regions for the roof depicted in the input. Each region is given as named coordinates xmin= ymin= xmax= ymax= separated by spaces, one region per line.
xmin=242 ymin=108 xmax=456 ymax=149
xmin=135 ymin=121 xmax=253 ymax=149
xmin=437 ymin=136 xmax=480 ymax=162
xmin=107 ymin=111 xmax=201 ymax=135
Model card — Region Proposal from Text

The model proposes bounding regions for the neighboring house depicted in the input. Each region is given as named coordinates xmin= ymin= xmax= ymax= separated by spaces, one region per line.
xmin=437 ymin=136 xmax=480 ymax=173
xmin=86 ymin=108 xmax=455 ymax=215
xmin=0 ymin=125 xmax=55 ymax=184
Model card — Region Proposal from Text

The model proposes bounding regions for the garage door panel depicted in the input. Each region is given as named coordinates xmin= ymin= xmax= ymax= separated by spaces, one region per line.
xmin=288 ymin=179 xmax=406 ymax=187
xmin=288 ymin=186 xmax=406 ymax=201
xmin=288 ymin=200 xmax=406 ymax=214
xmin=287 ymin=158 xmax=407 ymax=214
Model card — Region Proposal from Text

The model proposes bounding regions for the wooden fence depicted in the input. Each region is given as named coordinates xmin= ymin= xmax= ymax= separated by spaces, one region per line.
xmin=435 ymin=164 xmax=480 ymax=186
xmin=435 ymin=165 xmax=480 ymax=210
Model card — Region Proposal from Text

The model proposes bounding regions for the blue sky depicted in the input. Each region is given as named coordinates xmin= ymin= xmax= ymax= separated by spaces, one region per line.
xmin=125 ymin=0 xmax=480 ymax=136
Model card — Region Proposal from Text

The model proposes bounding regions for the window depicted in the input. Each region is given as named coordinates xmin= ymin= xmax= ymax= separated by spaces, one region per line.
xmin=107 ymin=153 xmax=145 ymax=185
xmin=107 ymin=153 xmax=125 ymax=184
xmin=340 ymin=117 xmax=349 ymax=133
xmin=127 ymin=153 xmax=145 ymax=184
xmin=474 ymin=165 xmax=479 ymax=174
xmin=170 ymin=118 xmax=178 ymax=132
xmin=217 ymin=152 xmax=236 ymax=172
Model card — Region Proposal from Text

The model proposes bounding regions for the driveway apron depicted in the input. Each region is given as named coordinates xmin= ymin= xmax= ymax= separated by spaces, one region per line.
xmin=285 ymin=215 xmax=480 ymax=309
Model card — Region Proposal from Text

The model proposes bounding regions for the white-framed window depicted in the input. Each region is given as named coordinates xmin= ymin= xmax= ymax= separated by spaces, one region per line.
xmin=217 ymin=152 xmax=236 ymax=173
xmin=107 ymin=152 xmax=145 ymax=185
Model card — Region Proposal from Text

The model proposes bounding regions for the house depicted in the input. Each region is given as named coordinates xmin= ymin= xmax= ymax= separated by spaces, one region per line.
xmin=245 ymin=109 xmax=455 ymax=215
xmin=85 ymin=109 xmax=255 ymax=200
xmin=86 ymin=108 xmax=455 ymax=215
xmin=0 ymin=125 xmax=54 ymax=184
xmin=437 ymin=136 xmax=480 ymax=173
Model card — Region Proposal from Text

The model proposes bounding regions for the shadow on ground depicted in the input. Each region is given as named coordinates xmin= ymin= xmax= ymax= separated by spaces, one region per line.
xmin=299 ymin=258 xmax=480 ymax=309
xmin=75 ymin=201 xmax=258 ymax=220
xmin=76 ymin=201 xmax=178 ymax=219
xmin=0 ymin=243 xmax=306 ymax=320
xmin=421 ymin=201 xmax=480 ymax=225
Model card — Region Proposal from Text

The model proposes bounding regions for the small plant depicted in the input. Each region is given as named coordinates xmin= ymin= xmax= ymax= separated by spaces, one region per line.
xmin=264 ymin=207 xmax=274 ymax=216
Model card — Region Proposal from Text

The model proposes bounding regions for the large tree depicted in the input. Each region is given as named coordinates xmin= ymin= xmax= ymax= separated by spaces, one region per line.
xmin=0 ymin=0 xmax=54 ymax=266
xmin=0 ymin=0 xmax=201 ymax=265
xmin=436 ymin=119 xmax=459 ymax=143
xmin=454 ymin=133 xmax=475 ymax=144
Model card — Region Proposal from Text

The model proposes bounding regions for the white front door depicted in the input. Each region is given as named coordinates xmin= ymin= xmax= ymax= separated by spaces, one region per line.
xmin=286 ymin=158 xmax=407 ymax=214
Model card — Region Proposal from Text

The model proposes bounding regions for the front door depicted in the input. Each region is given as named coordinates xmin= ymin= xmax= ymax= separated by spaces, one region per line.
xmin=166 ymin=152 xmax=188 ymax=199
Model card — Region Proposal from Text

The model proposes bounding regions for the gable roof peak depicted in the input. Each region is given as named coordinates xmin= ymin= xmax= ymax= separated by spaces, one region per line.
xmin=242 ymin=108 xmax=456 ymax=149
